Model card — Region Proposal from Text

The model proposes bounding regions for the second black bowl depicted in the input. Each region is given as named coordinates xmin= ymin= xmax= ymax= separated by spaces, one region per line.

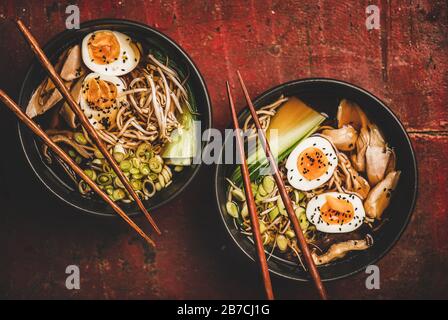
xmin=214 ymin=78 xmax=417 ymax=281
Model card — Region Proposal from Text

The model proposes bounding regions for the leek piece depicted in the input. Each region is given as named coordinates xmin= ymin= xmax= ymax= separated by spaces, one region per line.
xmin=162 ymin=104 xmax=197 ymax=166
xmin=112 ymin=189 xmax=126 ymax=201
xmin=114 ymin=176 xmax=125 ymax=189
xmin=231 ymin=97 xmax=326 ymax=185
xmin=276 ymin=235 xmax=288 ymax=252
xmin=148 ymin=157 xmax=163 ymax=173
xmin=136 ymin=142 xmax=152 ymax=158
xmin=226 ymin=201 xmax=239 ymax=218
xmin=83 ymin=169 xmax=97 ymax=181
xmin=74 ymin=132 xmax=87 ymax=145
xmin=97 ymin=173 xmax=112 ymax=185
xmin=113 ymin=144 xmax=126 ymax=163
xmin=174 ymin=165 xmax=184 ymax=172
xmin=119 ymin=160 xmax=132 ymax=172
xmin=139 ymin=164 xmax=151 ymax=176
xmin=131 ymin=179 xmax=143 ymax=191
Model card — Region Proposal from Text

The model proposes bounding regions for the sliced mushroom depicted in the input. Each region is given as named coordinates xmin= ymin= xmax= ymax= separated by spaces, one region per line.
xmin=26 ymin=81 xmax=64 ymax=118
xmin=385 ymin=148 xmax=396 ymax=175
xmin=364 ymin=170 xmax=401 ymax=220
xmin=351 ymin=126 xmax=369 ymax=172
xmin=338 ymin=153 xmax=370 ymax=199
xmin=322 ymin=125 xmax=358 ymax=151
xmin=60 ymin=75 xmax=84 ymax=128
xmin=312 ymin=236 xmax=373 ymax=265
xmin=366 ymin=124 xmax=392 ymax=185
xmin=337 ymin=99 xmax=369 ymax=130
xmin=25 ymin=47 xmax=79 ymax=119
xmin=60 ymin=45 xmax=84 ymax=81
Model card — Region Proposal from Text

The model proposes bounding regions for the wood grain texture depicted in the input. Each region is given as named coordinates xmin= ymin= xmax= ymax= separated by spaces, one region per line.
xmin=0 ymin=0 xmax=447 ymax=299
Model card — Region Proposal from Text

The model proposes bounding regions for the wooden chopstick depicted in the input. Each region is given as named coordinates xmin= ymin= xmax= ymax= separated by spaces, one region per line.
xmin=0 ymin=90 xmax=156 ymax=247
xmin=16 ymin=20 xmax=161 ymax=235
xmin=236 ymin=71 xmax=328 ymax=300
xmin=226 ymin=82 xmax=274 ymax=300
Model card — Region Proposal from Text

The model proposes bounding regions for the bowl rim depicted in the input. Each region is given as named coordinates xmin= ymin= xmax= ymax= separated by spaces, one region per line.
xmin=17 ymin=18 xmax=212 ymax=217
xmin=214 ymin=77 xmax=418 ymax=281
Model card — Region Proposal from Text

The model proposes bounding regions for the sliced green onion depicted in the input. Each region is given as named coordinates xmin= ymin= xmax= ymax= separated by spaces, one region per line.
xmin=78 ymin=180 xmax=91 ymax=194
xmin=174 ymin=165 xmax=184 ymax=172
xmin=130 ymin=179 xmax=143 ymax=190
xmin=113 ymin=144 xmax=126 ymax=163
xmin=136 ymin=142 xmax=152 ymax=158
xmin=296 ymin=208 xmax=309 ymax=231
xmin=251 ymin=183 xmax=258 ymax=195
xmin=105 ymin=185 xmax=114 ymax=195
xmin=257 ymin=184 xmax=267 ymax=197
xmin=102 ymin=162 xmax=112 ymax=173
xmin=231 ymin=188 xmax=246 ymax=201
xmin=143 ymin=179 xmax=156 ymax=197
xmin=149 ymin=156 xmax=163 ymax=173
xmin=94 ymin=149 xmax=104 ymax=159
xmin=114 ymin=176 xmax=125 ymax=189
xmin=259 ymin=221 xmax=267 ymax=234
xmin=131 ymin=157 xmax=141 ymax=168
xmin=97 ymin=173 xmax=113 ymax=185
xmin=74 ymin=132 xmax=87 ymax=145
xmin=269 ymin=206 xmax=280 ymax=221
xmin=262 ymin=176 xmax=275 ymax=194
xmin=139 ymin=164 xmax=151 ymax=176
xmin=285 ymin=230 xmax=296 ymax=239
xmin=241 ymin=203 xmax=248 ymax=219
xmin=92 ymin=158 xmax=103 ymax=165
xmin=112 ymin=188 xmax=126 ymax=201
xmin=119 ymin=160 xmax=132 ymax=172
xmin=83 ymin=169 xmax=97 ymax=181
xmin=226 ymin=201 xmax=239 ymax=218
xmin=255 ymin=191 xmax=267 ymax=203
xmin=276 ymin=235 xmax=288 ymax=252
xmin=277 ymin=197 xmax=287 ymax=216
xmin=132 ymin=173 xmax=143 ymax=180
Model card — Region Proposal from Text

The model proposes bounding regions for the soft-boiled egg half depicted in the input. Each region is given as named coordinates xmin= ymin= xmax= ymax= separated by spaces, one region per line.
xmin=285 ymin=135 xmax=338 ymax=191
xmin=81 ymin=30 xmax=140 ymax=76
xmin=306 ymin=192 xmax=365 ymax=233
xmin=80 ymin=72 xmax=126 ymax=130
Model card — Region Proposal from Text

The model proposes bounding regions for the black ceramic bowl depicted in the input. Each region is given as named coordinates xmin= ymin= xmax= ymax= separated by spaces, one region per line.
xmin=214 ymin=78 xmax=417 ymax=281
xmin=18 ymin=19 xmax=211 ymax=216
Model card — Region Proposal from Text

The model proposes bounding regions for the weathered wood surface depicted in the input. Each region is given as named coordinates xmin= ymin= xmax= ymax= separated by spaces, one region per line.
xmin=0 ymin=0 xmax=446 ymax=299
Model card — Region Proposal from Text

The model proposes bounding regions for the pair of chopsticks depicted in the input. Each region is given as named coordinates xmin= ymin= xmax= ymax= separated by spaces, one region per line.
xmin=226 ymin=71 xmax=328 ymax=300
xmin=0 ymin=20 xmax=160 ymax=246
xmin=0 ymin=91 xmax=156 ymax=247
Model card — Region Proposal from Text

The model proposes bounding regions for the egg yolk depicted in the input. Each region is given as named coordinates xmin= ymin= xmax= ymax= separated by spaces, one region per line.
xmin=87 ymin=31 xmax=120 ymax=65
xmin=297 ymin=147 xmax=329 ymax=180
xmin=84 ymin=77 xmax=117 ymax=110
xmin=320 ymin=196 xmax=354 ymax=225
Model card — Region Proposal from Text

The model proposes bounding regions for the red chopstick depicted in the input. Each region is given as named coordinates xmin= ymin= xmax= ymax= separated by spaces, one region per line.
xmin=236 ymin=71 xmax=328 ymax=300
xmin=226 ymin=82 xmax=274 ymax=300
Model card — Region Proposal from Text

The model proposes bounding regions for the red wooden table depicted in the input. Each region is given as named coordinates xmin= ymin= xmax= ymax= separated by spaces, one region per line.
xmin=0 ymin=0 xmax=447 ymax=299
